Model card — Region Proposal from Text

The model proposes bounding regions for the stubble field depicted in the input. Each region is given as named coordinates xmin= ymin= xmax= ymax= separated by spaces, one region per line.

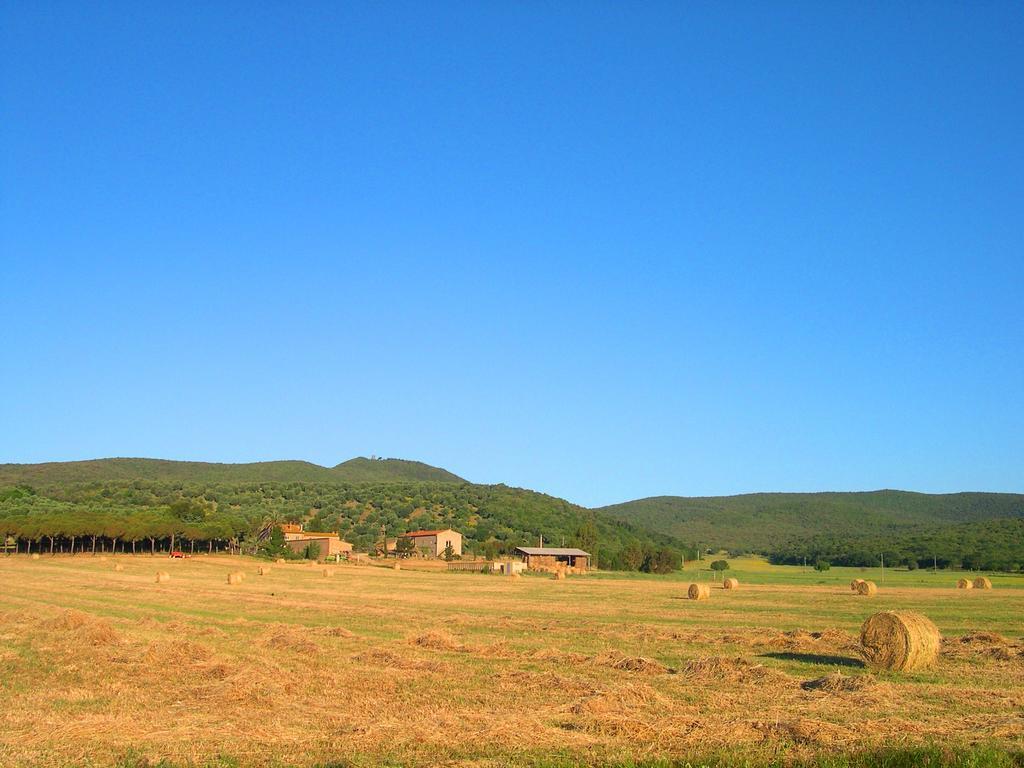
xmin=1 ymin=555 xmax=1021 ymax=767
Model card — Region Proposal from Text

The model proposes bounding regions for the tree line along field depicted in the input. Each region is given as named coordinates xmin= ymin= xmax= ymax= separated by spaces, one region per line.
xmin=0 ymin=554 xmax=1021 ymax=767
xmin=3 ymin=457 xmax=1023 ymax=573
xmin=0 ymin=480 xmax=687 ymax=571
xmin=599 ymin=491 xmax=1024 ymax=571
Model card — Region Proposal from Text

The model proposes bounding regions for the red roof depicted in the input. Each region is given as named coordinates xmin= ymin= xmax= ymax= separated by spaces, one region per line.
xmin=403 ymin=529 xmax=455 ymax=537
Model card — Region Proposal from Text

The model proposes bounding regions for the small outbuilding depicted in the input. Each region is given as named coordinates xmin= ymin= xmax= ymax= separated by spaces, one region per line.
xmin=515 ymin=547 xmax=591 ymax=572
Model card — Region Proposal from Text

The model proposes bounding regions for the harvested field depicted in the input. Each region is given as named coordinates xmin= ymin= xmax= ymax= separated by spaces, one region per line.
xmin=0 ymin=555 xmax=1021 ymax=767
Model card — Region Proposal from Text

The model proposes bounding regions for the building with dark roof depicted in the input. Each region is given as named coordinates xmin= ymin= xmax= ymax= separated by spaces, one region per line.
xmin=514 ymin=546 xmax=591 ymax=571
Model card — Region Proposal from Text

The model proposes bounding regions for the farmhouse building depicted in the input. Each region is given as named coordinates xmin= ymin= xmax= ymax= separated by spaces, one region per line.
xmin=280 ymin=523 xmax=353 ymax=558
xmin=400 ymin=528 xmax=462 ymax=557
xmin=515 ymin=546 xmax=591 ymax=572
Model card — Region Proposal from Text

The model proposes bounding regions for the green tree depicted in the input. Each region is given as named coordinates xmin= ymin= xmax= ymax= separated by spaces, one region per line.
xmin=710 ymin=559 xmax=730 ymax=571
xmin=621 ymin=542 xmax=644 ymax=571
xmin=395 ymin=536 xmax=416 ymax=559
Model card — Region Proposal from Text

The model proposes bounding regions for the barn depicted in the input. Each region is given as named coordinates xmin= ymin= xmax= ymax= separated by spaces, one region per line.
xmin=514 ymin=546 xmax=591 ymax=572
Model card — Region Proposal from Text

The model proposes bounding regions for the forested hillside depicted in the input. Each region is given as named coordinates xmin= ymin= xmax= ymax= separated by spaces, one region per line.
xmin=4 ymin=458 xmax=1022 ymax=572
xmin=0 ymin=456 xmax=464 ymax=486
xmin=598 ymin=490 xmax=1024 ymax=553
xmin=767 ymin=517 xmax=1024 ymax=572
xmin=0 ymin=480 xmax=685 ymax=571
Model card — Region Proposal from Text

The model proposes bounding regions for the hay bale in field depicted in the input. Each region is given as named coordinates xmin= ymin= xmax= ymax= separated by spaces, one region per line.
xmin=258 ymin=566 xmax=271 ymax=576
xmin=393 ymin=562 xmax=401 ymax=571
xmin=275 ymin=558 xmax=286 ymax=564
xmin=957 ymin=578 xmax=973 ymax=590
xmin=155 ymin=571 xmax=170 ymax=584
xmin=114 ymin=563 xmax=124 ymax=572
xmin=31 ymin=553 xmax=40 ymax=560
xmin=322 ymin=568 xmax=332 ymax=577
xmin=851 ymin=578 xmax=866 ymax=592
xmin=98 ymin=556 xmax=107 ymax=562
xmin=227 ymin=572 xmax=244 ymax=585
xmin=553 ymin=570 xmax=566 ymax=580
xmin=723 ymin=577 xmax=739 ymax=590
xmin=855 ymin=580 xmax=877 ymax=596
xmin=973 ymin=577 xmax=992 ymax=590
xmin=860 ymin=611 xmax=941 ymax=672
xmin=688 ymin=583 xmax=710 ymax=600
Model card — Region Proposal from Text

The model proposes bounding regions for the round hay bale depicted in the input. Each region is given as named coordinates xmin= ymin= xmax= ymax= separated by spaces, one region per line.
xmin=275 ymin=558 xmax=286 ymax=564
xmin=860 ymin=611 xmax=941 ymax=672
xmin=722 ymin=577 xmax=739 ymax=590
xmin=688 ymin=583 xmax=710 ymax=600
xmin=114 ymin=563 xmax=125 ymax=572
xmin=322 ymin=569 xmax=332 ymax=577
xmin=973 ymin=577 xmax=992 ymax=590
xmin=855 ymin=580 xmax=877 ymax=596
xmin=99 ymin=556 xmax=107 ymax=562
xmin=155 ymin=571 xmax=170 ymax=584
xmin=850 ymin=578 xmax=866 ymax=592
xmin=31 ymin=553 xmax=40 ymax=560
xmin=553 ymin=570 xmax=566 ymax=580
xmin=393 ymin=562 xmax=401 ymax=571
xmin=956 ymin=578 xmax=973 ymax=590
xmin=227 ymin=572 xmax=244 ymax=585
xmin=258 ymin=566 xmax=271 ymax=576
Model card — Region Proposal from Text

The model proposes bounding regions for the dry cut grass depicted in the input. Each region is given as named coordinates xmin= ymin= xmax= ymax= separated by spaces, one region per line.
xmin=0 ymin=555 xmax=1021 ymax=767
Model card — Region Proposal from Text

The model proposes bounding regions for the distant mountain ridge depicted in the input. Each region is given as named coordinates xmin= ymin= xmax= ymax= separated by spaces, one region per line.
xmin=0 ymin=456 xmax=465 ymax=486
xmin=2 ymin=458 xmax=1021 ymax=555
xmin=596 ymin=490 xmax=1024 ymax=552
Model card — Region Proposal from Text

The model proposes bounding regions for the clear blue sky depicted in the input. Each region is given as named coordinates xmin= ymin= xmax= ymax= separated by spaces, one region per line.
xmin=2 ymin=2 xmax=1022 ymax=507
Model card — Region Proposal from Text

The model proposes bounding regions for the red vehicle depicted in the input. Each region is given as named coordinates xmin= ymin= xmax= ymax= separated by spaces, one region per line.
xmin=169 ymin=550 xmax=186 ymax=558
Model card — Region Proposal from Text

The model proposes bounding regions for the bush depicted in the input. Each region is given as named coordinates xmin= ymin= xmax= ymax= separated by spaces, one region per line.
xmin=814 ymin=559 xmax=830 ymax=571
xmin=710 ymin=559 xmax=729 ymax=571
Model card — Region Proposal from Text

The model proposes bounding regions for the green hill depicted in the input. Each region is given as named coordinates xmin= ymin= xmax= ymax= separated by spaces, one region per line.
xmin=331 ymin=457 xmax=464 ymax=484
xmin=0 ymin=459 xmax=681 ymax=570
xmin=0 ymin=456 xmax=465 ymax=486
xmin=596 ymin=490 xmax=1024 ymax=554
